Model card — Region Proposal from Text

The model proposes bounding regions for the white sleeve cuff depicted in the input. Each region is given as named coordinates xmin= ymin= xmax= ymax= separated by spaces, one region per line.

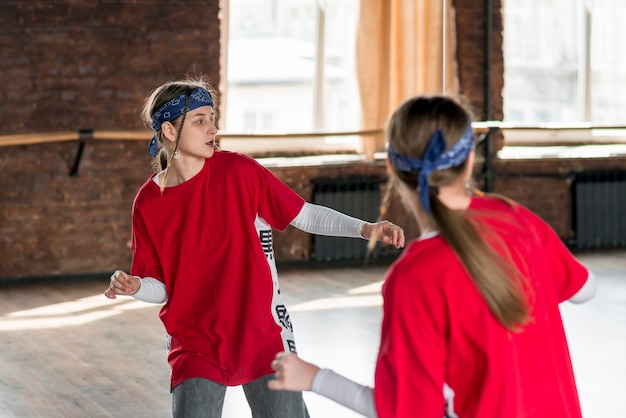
xmin=568 ymin=271 xmax=597 ymax=304
xmin=132 ymin=276 xmax=167 ymax=304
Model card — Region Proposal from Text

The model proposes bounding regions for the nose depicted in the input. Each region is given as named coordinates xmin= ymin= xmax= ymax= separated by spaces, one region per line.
xmin=208 ymin=121 xmax=218 ymax=135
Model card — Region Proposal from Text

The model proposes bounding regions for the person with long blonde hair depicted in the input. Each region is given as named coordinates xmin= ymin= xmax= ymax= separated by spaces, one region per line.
xmin=269 ymin=95 xmax=596 ymax=417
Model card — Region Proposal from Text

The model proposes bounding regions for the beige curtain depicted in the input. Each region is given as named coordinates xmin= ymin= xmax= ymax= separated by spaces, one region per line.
xmin=356 ymin=0 xmax=458 ymax=158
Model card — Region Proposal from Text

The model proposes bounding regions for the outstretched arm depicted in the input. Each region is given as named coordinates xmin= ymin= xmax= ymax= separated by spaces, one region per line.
xmin=104 ymin=270 xmax=167 ymax=303
xmin=291 ymin=202 xmax=405 ymax=249
xmin=268 ymin=352 xmax=378 ymax=418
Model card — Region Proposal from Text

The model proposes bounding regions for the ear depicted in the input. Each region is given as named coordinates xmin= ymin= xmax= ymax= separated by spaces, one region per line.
xmin=161 ymin=121 xmax=177 ymax=144
xmin=385 ymin=156 xmax=395 ymax=176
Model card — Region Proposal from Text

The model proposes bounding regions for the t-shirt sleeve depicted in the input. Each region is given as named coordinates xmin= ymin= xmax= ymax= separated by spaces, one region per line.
xmin=252 ymin=159 xmax=305 ymax=231
xmin=129 ymin=197 xmax=164 ymax=281
xmin=521 ymin=206 xmax=589 ymax=302
xmin=375 ymin=255 xmax=448 ymax=418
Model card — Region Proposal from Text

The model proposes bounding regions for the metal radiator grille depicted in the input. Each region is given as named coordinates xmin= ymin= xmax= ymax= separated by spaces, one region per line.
xmin=311 ymin=176 xmax=398 ymax=262
xmin=573 ymin=171 xmax=626 ymax=248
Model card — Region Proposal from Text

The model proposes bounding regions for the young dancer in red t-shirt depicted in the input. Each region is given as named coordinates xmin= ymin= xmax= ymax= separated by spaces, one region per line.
xmin=104 ymin=76 xmax=405 ymax=418
xmin=269 ymin=95 xmax=596 ymax=418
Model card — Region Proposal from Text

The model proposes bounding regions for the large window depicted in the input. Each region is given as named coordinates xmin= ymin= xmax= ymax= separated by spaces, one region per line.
xmin=223 ymin=0 xmax=361 ymax=136
xmin=504 ymin=0 xmax=626 ymax=125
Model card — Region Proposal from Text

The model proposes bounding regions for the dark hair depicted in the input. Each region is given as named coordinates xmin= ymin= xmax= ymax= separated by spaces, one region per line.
xmin=386 ymin=96 xmax=529 ymax=330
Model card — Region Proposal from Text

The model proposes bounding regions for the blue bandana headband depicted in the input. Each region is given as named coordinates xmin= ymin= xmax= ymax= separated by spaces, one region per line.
xmin=387 ymin=123 xmax=474 ymax=214
xmin=148 ymin=87 xmax=215 ymax=157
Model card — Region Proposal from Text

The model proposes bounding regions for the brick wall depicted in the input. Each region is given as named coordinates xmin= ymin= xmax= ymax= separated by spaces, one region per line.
xmin=454 ymin=0 xmax=503 ymax=122
xmin=454 ymin=0 xmax=505 ymax=151
xmin=490 ymin=155 xmax=626 ymax=243
xmin=1 ymin=140 xmax=146 ymax=277
xmin=0 ymin=0 xmax=220 ymax=279
xmin=0 ymin=1 xmax=220 ymax=135
xmin=1 ymin=1 xmax=623 ymax=280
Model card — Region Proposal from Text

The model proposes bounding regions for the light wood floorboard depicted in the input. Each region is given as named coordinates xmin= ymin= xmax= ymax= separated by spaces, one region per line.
xmin=0 ymin=249 xmax=624 ymax=417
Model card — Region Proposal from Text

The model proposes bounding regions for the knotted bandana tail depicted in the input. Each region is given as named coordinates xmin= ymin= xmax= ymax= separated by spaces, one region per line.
xmin=387 ymin=123 xmax=474 ymax=214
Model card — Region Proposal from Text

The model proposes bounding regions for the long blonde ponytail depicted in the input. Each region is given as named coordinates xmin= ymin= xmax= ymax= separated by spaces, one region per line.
xmin=387 ymin=96 xmax=529 ymax=330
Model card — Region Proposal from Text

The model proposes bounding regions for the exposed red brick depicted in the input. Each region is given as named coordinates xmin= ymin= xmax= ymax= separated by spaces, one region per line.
xmin=2 ymin=1 xmax=624 ymax=280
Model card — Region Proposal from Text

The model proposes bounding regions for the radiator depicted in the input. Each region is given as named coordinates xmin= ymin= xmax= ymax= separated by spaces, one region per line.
xmin=312 ymin=176 xmax=396 ymax=262
xmin=573 ymin=171 xmax=626 ymax=248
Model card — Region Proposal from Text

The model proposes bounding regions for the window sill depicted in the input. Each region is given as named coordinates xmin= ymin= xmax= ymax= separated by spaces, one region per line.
xmin=498 ymin=144 xmax=626 ymax=160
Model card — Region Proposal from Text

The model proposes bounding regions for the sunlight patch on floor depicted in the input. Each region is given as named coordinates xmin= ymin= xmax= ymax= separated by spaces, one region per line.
xmin=347 ymin=281 xmax=383 ymax=295
xmin=0 ymin=295 xmax=154 ymax=331
xmin=289 ymin=294 xmax=382 ymax=312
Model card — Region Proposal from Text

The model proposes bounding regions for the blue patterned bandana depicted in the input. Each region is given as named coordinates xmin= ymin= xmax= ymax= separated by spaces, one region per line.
xmin=148 ymin=88 xmax=214 ymax=157
xmin=387 ymin=123 xmax=474 ymax=214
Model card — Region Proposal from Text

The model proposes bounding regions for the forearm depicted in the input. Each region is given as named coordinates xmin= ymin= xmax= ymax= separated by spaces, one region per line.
xmin=291 ymin=202 xmax=366 ymax=238
xmin=311 ymin=369 xmax=377 ymax=418
xmin=132 ymin=276 xmax=167 ymax=303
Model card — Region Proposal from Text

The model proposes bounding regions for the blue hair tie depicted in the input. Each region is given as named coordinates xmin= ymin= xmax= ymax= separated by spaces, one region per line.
xmin=387 ymin=123 xmax=474 ymax=214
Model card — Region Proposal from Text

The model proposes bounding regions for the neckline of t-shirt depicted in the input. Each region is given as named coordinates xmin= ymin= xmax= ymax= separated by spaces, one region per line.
xmin=416 ymin=196 xmax=482 ymax=241
xmin=418 ymin=230 xmax=439 ymax=240
xmin=150 ymin=157 xmax=210 ymax=190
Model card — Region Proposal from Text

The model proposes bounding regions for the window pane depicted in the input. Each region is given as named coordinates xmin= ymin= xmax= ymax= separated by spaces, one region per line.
xmin=225 ymin=0 xmax=361 ymax=133
xmin=503 ymin=0 xmax=579 ymax=123
xmin=590 ymin=0 xmax=626 ymax=124
xmin=504 ymin=0 xmax=626 ymax=125
xmin=321 ymin=0 xmax=361 ymax=131
xmin=226 ymin=0 xmax=316 ymax=132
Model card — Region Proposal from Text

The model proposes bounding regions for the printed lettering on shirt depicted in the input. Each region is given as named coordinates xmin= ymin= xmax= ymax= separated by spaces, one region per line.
xmin=286 ymin=340 xmax=297 ymax=353
xmin=259 ymin=229 xmax=274 ymax=260
xmin=444 ymin=384 xmax=458 ymax=418
xmin=275 ymin=304 xmax=292 ymax=331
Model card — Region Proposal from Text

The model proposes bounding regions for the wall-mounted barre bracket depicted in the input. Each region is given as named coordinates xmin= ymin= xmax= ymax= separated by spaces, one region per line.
xmin=69 ymin=129 xmax=94 ymax=177
xmin=476 ymin=126 xmax=499 ymax=193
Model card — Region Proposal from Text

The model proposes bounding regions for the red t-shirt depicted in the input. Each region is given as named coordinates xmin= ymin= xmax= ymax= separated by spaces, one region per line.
xmin=375 ymin=195 xmax=588 ymax=417
xmin=130 ymin=151 xmax=305 ymax=387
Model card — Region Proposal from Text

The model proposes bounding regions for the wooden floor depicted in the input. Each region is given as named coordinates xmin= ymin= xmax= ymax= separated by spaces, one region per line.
xmin=0 ymin=249 xmax=625 ymax=417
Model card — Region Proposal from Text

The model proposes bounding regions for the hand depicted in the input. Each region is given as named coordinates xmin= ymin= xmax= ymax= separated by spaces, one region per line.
xmin=104 ymin=270 xmax=140 ymax=299
xmin=267 ymin=352 xmax=320 ymax=392
xmin=361 ymin=220 xmax=405 ymax=249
